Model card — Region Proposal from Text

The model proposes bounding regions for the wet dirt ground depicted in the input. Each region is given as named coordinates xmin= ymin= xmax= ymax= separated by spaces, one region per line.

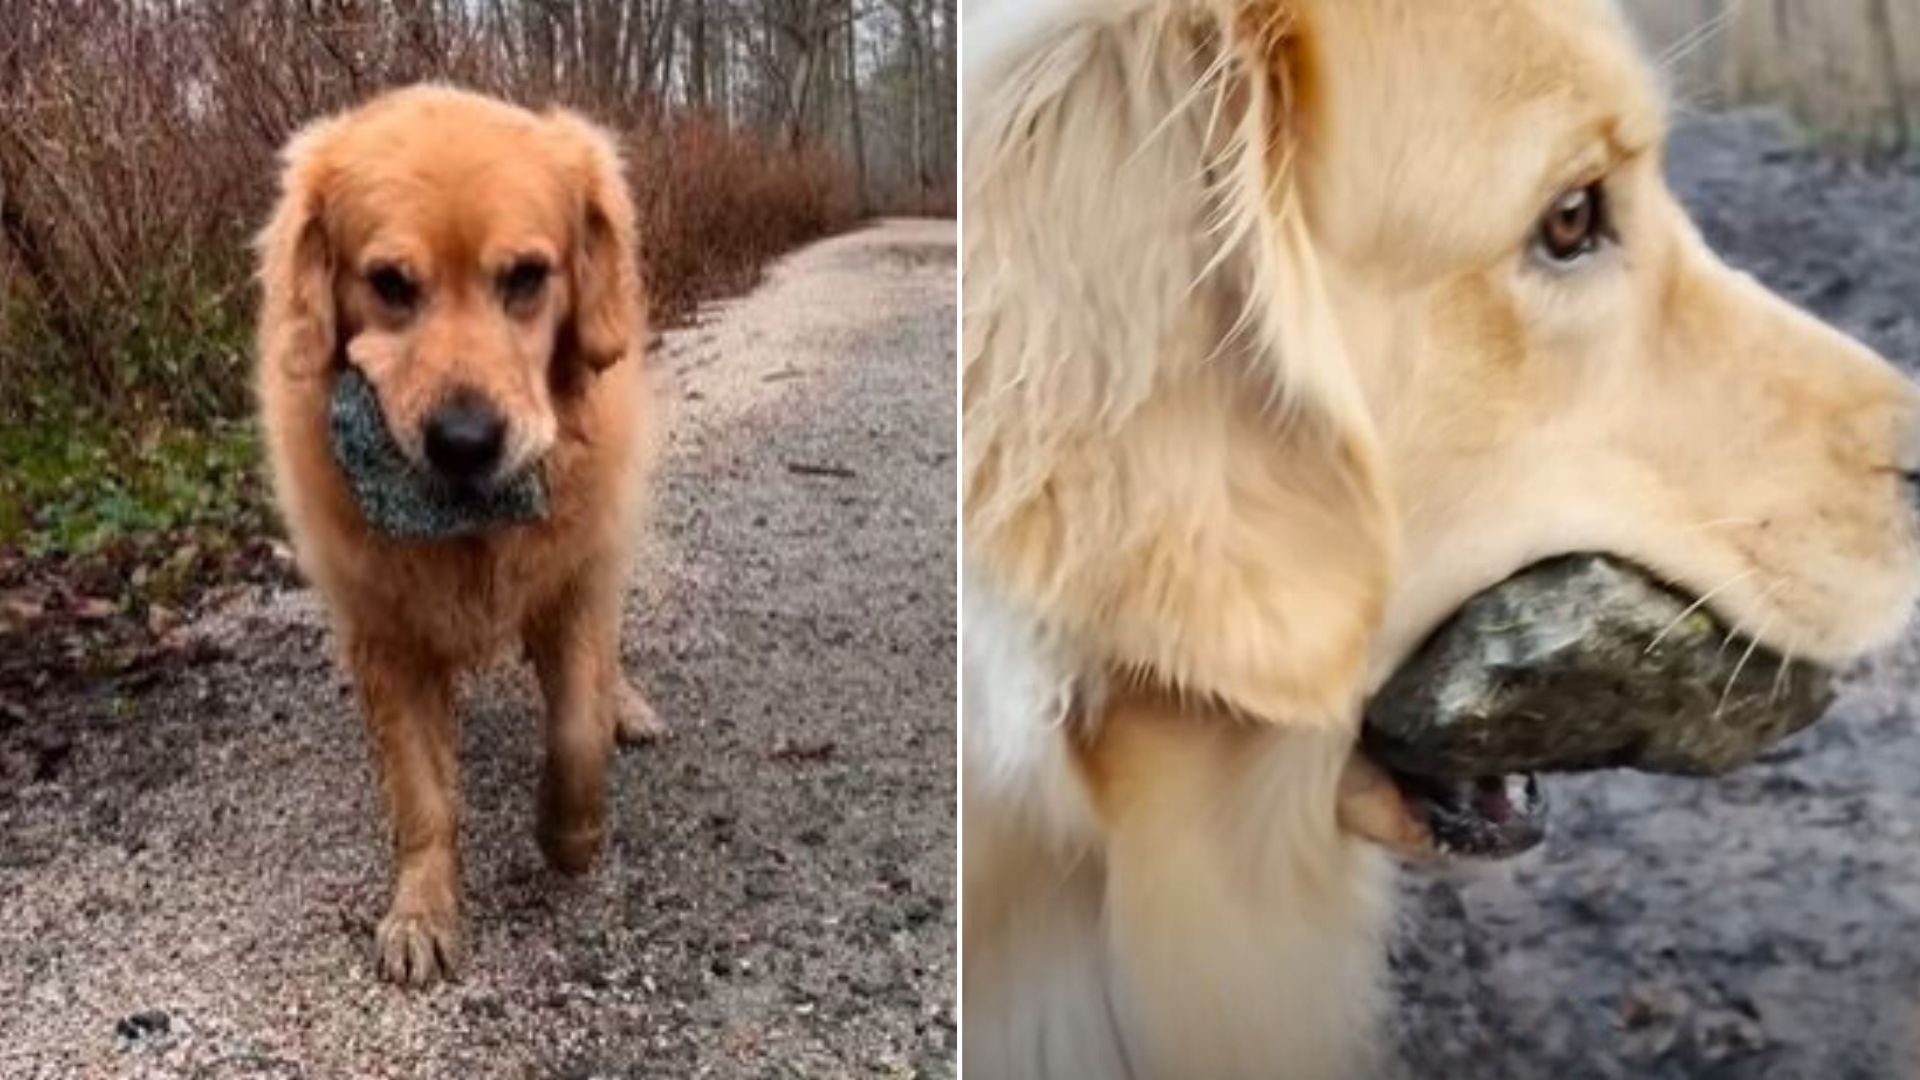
xmin=1392 ymin=112 xmax=1920 ymax=1080
xmin=0 ymin=220 xmax=956 ymax=1079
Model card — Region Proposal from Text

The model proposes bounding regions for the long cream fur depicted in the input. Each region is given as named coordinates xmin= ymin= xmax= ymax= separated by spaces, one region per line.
xmin=963 ymin=0 xmax=1400 ymax=1075
xmin=964 ymin=0 xmax=1396 ymax=731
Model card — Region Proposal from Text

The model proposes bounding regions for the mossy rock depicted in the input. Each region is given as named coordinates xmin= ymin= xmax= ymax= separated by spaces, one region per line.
xmin=1364 ymin=555 xmax=1834 ymax=779
xmin=328 ymin=367 xmax=548 ymax=541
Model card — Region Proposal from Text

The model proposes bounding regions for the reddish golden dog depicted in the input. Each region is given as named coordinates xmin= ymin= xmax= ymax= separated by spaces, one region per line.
xmin=256 ymin=85 xmax=661 ymax=986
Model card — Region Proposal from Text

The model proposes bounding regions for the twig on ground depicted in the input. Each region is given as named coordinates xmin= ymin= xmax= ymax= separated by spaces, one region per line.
xmin=786 ymin=461 xmax=857 ymax=479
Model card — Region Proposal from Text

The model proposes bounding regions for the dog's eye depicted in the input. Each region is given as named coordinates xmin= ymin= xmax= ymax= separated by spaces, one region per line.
xmin=1534 ymin=183 xmax=1608 ymax=265
xmin=367 ymin=265 xmax=419 ymax=309
xmin=501 ymin=259 xmax=551 ymax=305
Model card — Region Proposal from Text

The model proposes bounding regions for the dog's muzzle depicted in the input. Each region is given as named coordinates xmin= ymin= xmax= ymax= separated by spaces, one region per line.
xmin=1359 ymin=555 xmax=1833 ymax=858
xmin=328 ymin=366 xmax=551 ymax=540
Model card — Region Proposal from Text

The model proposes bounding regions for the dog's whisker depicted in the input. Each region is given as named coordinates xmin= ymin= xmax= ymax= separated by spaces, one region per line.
xmin=1644 ymin=568 xmax=1756 ymax=655
xmin=1718 ymin=595 xmax=1778 ymax=720
xmin=1657 ymin=4 xmax=1739 ymax=74
xmin=1715 ymin=578 xmax=1783 ymax=660
xmin=1770 ymin=641 xmax=1797 ymax=708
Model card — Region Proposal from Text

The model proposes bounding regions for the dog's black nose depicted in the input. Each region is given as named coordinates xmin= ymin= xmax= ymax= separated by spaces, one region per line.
xmin=422 ymin=391 xmax=506 ymax=484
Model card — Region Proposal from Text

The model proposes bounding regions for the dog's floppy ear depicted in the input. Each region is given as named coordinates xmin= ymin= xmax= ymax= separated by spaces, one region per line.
xmin=549 ymin=110 xmax=644 ymax=375
xmin=257 ymin=119 xmax=342 ymax=380
xmin=964 ymin=0 xmax=1397 ymax=728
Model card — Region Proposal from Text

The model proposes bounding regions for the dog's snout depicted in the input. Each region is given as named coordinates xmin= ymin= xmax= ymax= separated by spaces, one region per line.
xmin=423 ymin=390 xmax=506 ymax=483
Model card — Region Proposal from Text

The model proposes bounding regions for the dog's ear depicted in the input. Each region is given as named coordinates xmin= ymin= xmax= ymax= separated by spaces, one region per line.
xmin=549 ymin=110 xmax=644 ymax=376
xmin=257 ymin=119 xmax=342 ymax=380
xmin=964 ymin=0 xmax=1397 ymax=728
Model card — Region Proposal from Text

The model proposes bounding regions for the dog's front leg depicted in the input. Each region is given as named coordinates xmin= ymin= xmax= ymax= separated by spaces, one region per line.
xmin=348 ymin=633 xmax=462 ymax=987
xmin=525 ymin=580 xmax=629 ymax=876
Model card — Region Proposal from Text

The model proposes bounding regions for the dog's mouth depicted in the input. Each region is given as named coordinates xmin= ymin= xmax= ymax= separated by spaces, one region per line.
xmin=329 ymin=366 xmax=552 ymax=540
xmin=1355 ymin=555 xmax=1834 ymax=859
xmin=1382 ymin=770 xmax=1549 ymax=859
xmin=434 ymin=461 xmax=532 ymax=500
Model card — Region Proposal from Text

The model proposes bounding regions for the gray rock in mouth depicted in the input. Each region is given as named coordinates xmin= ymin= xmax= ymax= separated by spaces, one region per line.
xmin=1363 ymin=555 xmax=1834 ymax=782
xmin=327 ymin=366 xmax=549 ymax=541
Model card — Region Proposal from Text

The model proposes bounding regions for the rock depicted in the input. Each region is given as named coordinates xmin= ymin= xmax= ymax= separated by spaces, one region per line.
xmin=328 ymin=366 xmax=549 ymax=540
xmin=1364 ymin=556 xmax=1833 ymax=779
xmin=115 ymin=1008 xmax=172 ymax=1049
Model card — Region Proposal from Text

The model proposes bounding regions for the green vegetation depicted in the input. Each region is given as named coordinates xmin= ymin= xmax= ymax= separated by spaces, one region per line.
xmin=2 ymin=263 xmax=265 ymax=579
xmin=0 ymin=410 xmax=268 ymax=563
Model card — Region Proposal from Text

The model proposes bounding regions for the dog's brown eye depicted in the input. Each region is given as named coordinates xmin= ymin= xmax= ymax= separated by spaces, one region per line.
xmin=1535 ymin=183 xmax=1607 ymax=264
xmin=367 ymin=265 xmax=419 ymax=309
xmin=501 ymin=259 xmax=550 ymax=305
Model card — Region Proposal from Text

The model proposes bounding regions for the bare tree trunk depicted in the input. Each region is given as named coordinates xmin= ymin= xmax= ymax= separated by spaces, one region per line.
xmin=903 ymin=0 xmax=928 ymax=211
xmin=688 ymin=0 xmax=710 ymax=110
xmin=941 ymin=0 xmax=955 ymax=184
xmin=843 ymin=0 xmax=868 ymax=212
xmin=715 ymin=13 xmax=732 ymax=124
xmin=525 ymin=0 xmax=556 ymax=94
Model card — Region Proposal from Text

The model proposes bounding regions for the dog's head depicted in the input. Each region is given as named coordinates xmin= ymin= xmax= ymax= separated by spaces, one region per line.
xmin=1292 ymin=0 xmax=1920 ymax=676
xmin=965 ymin=0 xmax=1920 ymax=835
xmin=258 ymin=85 xmax=641 ymax=490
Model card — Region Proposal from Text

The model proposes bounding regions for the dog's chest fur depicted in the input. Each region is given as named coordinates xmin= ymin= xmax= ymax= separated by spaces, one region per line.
xmin=366 ymin=528 xmax=586 ymax=660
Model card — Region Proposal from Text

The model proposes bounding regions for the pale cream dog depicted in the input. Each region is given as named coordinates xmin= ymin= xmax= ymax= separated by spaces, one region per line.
xmin=962 ymin=0 xmax=1920 ymax=1075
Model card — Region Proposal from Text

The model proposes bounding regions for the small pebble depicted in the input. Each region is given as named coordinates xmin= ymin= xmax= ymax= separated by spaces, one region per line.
xmin=115 ymin=1008 xmax=172 ymax=1048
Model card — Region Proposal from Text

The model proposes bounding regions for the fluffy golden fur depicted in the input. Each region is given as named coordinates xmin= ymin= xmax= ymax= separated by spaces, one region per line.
xmin=256 ymin=85 xmax=661 ymax=987
xmin=962 ymin=0 xmax=1920 ymax=1075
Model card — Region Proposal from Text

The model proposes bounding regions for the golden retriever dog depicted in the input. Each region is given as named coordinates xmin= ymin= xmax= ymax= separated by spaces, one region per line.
xmin=256 ymin=85 xmax=661 ymax=987
xmin=963 ymin=0 xmax=1920 ymax=1075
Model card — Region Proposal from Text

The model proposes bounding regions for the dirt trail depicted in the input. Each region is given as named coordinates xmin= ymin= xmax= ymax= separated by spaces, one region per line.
xmin=1393 ymin=113 xmax=1920 ymax=1080
xmin=0 ymin=219 xmax=957 ymax=1079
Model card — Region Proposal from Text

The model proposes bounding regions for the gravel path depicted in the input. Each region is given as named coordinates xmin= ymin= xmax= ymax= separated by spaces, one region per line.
xmin=0 ymin=219 xmax=957 ymax=1080
xmin=1393 ymin=113 xmax=1920 ymax=1080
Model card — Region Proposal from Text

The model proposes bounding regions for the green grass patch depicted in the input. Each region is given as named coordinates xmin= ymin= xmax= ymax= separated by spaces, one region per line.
xmin=0 ymin=413 xmax=272 ymax=562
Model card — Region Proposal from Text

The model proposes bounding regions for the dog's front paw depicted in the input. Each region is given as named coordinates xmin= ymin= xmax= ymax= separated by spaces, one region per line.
xmin=375 ymin=906 xmax=461 ymax=987
xmin=613 ymin=680 xmax=667 ymax=745
xmin=537 ymin=809 xmax=607 ymax=877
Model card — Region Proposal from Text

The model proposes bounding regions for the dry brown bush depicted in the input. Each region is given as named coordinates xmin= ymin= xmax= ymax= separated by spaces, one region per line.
xmin=0 ymin=0 xmax=863 ymax=428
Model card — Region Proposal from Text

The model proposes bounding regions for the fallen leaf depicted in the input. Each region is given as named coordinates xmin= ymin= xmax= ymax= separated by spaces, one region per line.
xmin=770 ymin=738 xmax=837 ymax=763
xmin=0 ymin=590 xmax=46 ymax=628
xmin=146 ymin=604 xmax=181 ymax=636
xmin=71 ymin=596 xmax=117 ymax=620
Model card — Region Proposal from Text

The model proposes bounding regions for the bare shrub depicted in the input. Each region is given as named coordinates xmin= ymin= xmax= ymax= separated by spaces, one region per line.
xmin=0 ymin=0 xmax=869 ymax=428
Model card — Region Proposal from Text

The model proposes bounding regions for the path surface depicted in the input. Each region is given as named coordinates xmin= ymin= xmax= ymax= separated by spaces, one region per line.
xmin=0 ymin=219 xmax=957 ymax=1079
xmin=1393 ymin=113 xmax=1920 ymax=1080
